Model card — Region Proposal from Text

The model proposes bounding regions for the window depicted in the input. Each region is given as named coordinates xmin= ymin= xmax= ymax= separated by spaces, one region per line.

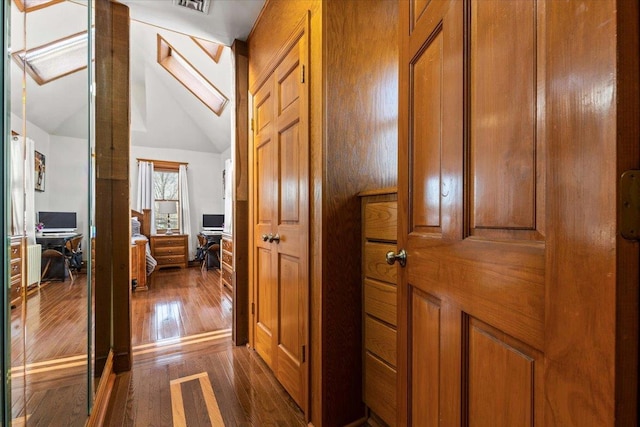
xmin=152 ymin=161 xmax=183 ymax=233
xmin=157 ymin=34 xmax=228 ymax=116
xmin=12 ymin=29 xmax=93 ymax=85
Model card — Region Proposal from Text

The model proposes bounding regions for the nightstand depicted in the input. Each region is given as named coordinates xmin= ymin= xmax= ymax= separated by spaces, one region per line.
xmin=150 ymin=234 xmax=188 ymax=269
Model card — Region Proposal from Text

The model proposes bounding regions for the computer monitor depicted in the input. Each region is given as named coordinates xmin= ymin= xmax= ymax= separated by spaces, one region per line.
xmin=202 ymin=214 xmax=224 ymax=230
xmin=38 ymin=211 xmax=77 ymax=233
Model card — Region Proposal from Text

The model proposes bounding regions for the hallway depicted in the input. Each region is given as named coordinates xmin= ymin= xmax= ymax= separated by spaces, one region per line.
xmin=105 ymin=267 xmax=305 ymax=426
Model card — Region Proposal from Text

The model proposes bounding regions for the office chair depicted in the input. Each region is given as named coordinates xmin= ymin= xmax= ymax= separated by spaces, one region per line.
xmin=65 ymin=236 xmax=83 ymax=275
xmin=197 ymin=234 xmax=208 ymax=271
xmin=41 ymin=249 xmax=73 ymax=282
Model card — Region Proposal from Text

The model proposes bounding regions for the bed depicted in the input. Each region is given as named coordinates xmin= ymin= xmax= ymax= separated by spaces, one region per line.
xmin=131 ymin=208 xmax=156 ymax=291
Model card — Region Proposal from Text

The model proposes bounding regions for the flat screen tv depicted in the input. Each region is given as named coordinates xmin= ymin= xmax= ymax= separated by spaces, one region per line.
xmin=202 ymin=214 xmax=224 ymax=230
xmin=38 ymin=211 xmax=77 ymax=232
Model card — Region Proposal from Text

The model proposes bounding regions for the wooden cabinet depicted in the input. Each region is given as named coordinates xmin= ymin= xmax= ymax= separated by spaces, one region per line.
xmin=10 ymin=236 xmax=23 ymax=308
xmin=221 ymin=234 xmax=232 ymax=292
xmin=360 ymin=189 xmax=397 ymax=427
xmin=150 ymin=234 xmax=188 ymax=269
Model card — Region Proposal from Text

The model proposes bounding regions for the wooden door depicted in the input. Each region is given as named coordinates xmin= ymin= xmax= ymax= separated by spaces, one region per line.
xmin=252 ymin=24 xmax=309 ymax=413
xmin=398 ymin=0 xmax=638 ymax=425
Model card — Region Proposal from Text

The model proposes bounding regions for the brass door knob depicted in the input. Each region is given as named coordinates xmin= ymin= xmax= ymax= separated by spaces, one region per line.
xmin=262 ymin=234 xmax=270 ymax=242
xmin=386 ymin=249 xmax=407 ymax=267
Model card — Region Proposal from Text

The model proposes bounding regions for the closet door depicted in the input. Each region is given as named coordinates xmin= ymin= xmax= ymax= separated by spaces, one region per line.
xmin=253 ymin=76 xmax=277 ymax=368
xmin=252 ymin=21 xmax=309 ymax=413
xmin=397 ymin=0 xmax=638 ymax=425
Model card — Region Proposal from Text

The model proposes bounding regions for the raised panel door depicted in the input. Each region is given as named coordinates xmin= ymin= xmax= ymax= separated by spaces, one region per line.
xmin=251 ymin=19 xmax=309 ymax=415
xmin=399 ymin=1 xmax=545 ymax=425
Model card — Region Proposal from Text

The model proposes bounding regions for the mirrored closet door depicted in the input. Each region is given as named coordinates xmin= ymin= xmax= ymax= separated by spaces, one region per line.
xmin=5 ymin=0 xmax=95 ymax=424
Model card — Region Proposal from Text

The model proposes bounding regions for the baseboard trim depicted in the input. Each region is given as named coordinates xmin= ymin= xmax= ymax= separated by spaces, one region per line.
xmin=86 ymin=350 xmax=115 ymax=427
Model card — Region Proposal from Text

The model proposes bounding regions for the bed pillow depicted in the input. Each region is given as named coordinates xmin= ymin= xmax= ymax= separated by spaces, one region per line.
xmin=131 ymin=217 xmax=141 ymax=236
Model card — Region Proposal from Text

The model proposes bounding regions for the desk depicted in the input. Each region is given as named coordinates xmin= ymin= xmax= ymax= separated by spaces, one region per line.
xmin=36 ymin=233 xmax=81 ymax=281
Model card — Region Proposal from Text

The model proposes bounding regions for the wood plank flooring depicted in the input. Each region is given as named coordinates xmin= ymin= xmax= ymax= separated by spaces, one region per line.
xmin=10 ymin=266 xmax=305 ymax=425
xmin=107 ymin=268 xmax=306 ymax=426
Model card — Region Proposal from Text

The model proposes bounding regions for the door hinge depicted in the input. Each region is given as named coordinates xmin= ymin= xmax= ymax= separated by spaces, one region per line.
xmin=621 ymin=170 xmax=640 ymax=240
xmin=302 ymin=345 xmax=306 ymax=363
xmin=300 ymin=64 xmax=305 ymax=84
xmin=250 ymin=118 xmax=254 ymax=132
xmin=251 ymin=302 xmax=255 ymax=315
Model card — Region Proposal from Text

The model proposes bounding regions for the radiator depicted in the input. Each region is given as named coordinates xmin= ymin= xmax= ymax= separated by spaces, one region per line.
xmin=26 ymin=244 xmax=42 ymax=287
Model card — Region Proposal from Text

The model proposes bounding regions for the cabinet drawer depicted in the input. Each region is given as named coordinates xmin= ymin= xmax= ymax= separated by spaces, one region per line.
xmin=364 ymin=279 xmax=397 ymax=326
xmin=221 ymin=250 xmax=232 ymax=267
xmin=364 ymin=201 xmax=397 ymax=241
xmin=156 ymin=255 xmax=185 ymax=265
xmin=364 ymin=352 xmax=397 ymax=427
xmin=221 ymin=264 xmax=232 ymax=284
xmin=11 ymin=243 xmax=21 ymax=260
xmin=154 ymin=246 xmax=185 ymax=256
xmin=153 ymin=237 xmax=185 ymax=247
xmin=365 ymin=316 xmax=397 ymax=367
xmin=10 ymin=259 xmax=21 ymax=278
xmin=364 ymin=242 xmax=397 ymax=283
xmin=222 ymin=238 xmax=232 ymax=253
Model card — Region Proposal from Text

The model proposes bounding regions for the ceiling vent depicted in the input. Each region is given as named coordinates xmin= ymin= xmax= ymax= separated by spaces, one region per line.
xmin=173 ymin=0 xmax=211 ymax=14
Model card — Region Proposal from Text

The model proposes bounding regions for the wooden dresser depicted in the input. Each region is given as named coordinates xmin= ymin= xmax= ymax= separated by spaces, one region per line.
xmin=360 ymin=189 xmax=398 ymax=427
xmin=150 ymin=234 xmax=188 ymax=269
xmin=10 ymin=236 xmax=23 ymax=308
xmin=221 ymin=233 xmax=233 ymax=292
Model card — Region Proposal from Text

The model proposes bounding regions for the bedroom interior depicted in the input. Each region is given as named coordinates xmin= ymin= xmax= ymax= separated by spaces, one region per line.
xmin=4 ymin=0 xmax=256 ymax=423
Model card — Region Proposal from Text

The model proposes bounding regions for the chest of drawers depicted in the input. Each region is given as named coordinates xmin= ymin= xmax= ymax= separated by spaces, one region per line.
xmin=221 ymin=234 xmax=233 ymax=293
xmin=150 ymin=234 xmax=188 ymax=269
xmin=360 ymin=189 xmax=398 ymax=427
xmin=10 ymin=236 xmax=23 ymax=308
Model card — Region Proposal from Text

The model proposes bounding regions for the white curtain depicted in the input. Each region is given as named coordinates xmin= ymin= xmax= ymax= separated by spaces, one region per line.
xmin=137 ymin=160 xmax=156 ymax=234
xmin=11 ymin=136 xmax=36 ymax=244
xmin=179 ymin=164 xmax=194 ymax=260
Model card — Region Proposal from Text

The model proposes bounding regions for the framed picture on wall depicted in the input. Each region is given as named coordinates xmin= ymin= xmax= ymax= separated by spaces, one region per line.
xmin=35 ymin=150 xmax=45 ymax=192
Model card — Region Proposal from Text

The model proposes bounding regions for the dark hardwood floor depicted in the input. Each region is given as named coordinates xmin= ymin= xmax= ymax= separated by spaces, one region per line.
xmin=10 ymin=266 xmax=305 ymax=426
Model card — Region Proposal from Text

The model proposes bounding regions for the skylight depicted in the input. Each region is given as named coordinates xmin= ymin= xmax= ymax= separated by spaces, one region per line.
xmin=12 ymin=30 xmax=92 ymax=85
xmin=13 ymin=0 xmax=63 ymax=13
xmin=157 ymin=35 xmax=229 ymax=116
xmin=191 ymin=37 xmax=224 ymax=63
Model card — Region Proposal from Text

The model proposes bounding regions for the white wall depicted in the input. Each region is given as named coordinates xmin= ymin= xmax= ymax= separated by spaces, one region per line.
xmin=11 ymin=113 xmax=91 ymax=255
xmin=130 ymin=145 xmax=228 ymax=257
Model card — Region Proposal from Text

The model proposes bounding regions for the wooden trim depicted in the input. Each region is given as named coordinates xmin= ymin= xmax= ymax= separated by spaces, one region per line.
xmin=357 ymin=187 xmax=398 ymax=198
xmin=137 ymin=158 xmax=187 ymax=171
xmin=231 ymin=39 xmax=249 ymax=346
xmin=192 ymin=36 xmax=224 ymax=63
xmin=249 ymin=14 xmax=309 ymax=94
xmin=86 ymin=350 xmax=115 ymax=427
xmin=13 ymin=0 xmax=64 ymax=13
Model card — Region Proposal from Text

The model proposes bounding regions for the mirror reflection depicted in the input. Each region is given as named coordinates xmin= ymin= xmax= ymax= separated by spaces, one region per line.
xmin=8 ymin=0 xmax=94 ymax=424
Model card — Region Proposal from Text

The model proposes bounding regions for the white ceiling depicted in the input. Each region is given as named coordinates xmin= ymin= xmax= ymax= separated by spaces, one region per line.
xmin=10 ymin=0 xmax=264 ymax=154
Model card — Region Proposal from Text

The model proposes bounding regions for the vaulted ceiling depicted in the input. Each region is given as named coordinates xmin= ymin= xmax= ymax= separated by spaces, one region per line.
xmin=10 ymin=0 xmax=264 ymax=154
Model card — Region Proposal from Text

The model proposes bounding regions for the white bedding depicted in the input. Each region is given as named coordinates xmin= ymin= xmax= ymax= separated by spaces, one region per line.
xmin=132 ymin=234 xmax=157 ymax=275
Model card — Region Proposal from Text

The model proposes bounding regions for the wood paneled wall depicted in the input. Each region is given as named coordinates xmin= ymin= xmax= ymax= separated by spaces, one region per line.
xmin=95 ymin=0 xmax=131 ymax=375
xmin=323 ymin=1 xmax=398 ymax=425
xmin=248 ymin=1 xmax=398 ymax=425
